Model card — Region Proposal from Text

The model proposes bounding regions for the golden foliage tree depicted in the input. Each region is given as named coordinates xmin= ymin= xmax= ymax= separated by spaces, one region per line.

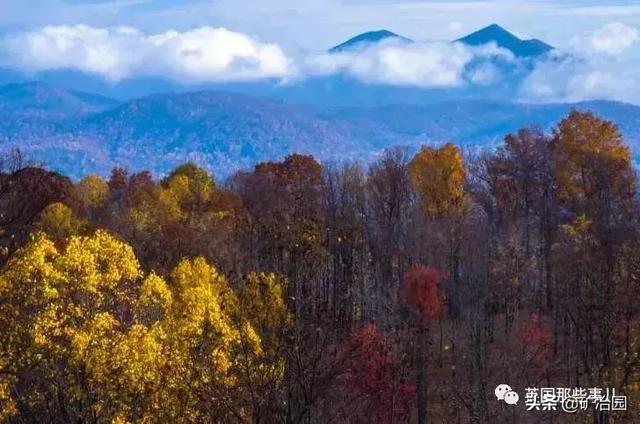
xmin=554 ymin=110 xmax=636 ymax=211
xmin=409 ymin=143 xmax=467 ymax=217
xmin=0 ymin=230 xmax=288 ymax=423
xmin=36 ymin=202 xmax=88 ymax=240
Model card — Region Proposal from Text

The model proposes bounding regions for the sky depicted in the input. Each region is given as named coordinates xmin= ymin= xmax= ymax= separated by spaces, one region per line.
xmin=2 ymin=0 xmax=640 ymax=50
xmin=1 ymin=0 xmax=640 ymax=103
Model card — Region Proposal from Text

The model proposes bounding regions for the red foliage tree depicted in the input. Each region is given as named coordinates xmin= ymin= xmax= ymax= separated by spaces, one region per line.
xmin=516 ymin=312 xmax=551 ymax=378
xmin=401 ymin=265 xmax=446 ymax=321
xmin=340 ymin=324 xmax=415 ymax=423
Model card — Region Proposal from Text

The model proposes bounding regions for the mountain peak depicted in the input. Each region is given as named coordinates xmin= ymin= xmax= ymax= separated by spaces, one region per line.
xmin=457 ymin=24 xmax=553 ymax=57
xmin=329 ymin=30 xmax=412 ymax=53
xmin=484 ymin=23 xmax=512 ymax=34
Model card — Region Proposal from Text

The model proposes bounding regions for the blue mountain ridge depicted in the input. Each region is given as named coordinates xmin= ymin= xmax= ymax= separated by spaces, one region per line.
xmin=330 ymin=24 xmax=554 ymax=57
xmin=456 ymin=24 xmax=553 ymax=57
xmin=1 ymin=83 xmax=639 ymax=180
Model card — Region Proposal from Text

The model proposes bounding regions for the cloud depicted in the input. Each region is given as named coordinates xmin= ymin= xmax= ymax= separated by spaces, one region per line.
xmin=467 ymin=62 xmax=500 ymax=85
xmin=0 ymin=24 xmax=519 ymax=89
xmin=0 ymin=24 xmax=292 ymax=82
xmin=304 ymin=39 xmax=514 ymax=88
xmin=521 ymin=55 xmax=640 ymax=104
xmin=521 ymin=24 xmax=640 ymax=104
xmin=572 ymin=22 xmax=639 ymax=54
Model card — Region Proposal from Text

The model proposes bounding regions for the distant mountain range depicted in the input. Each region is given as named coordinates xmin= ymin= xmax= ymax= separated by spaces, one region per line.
xmin=2 ymin=82 xmax=639 ymax=180
xmin=329 ymin=24 xmax=554 ymax=57
xmin=0 ymin=24 xmax=636 ymax=180
xmin=0 ymin=24 xmax=553 ymax=105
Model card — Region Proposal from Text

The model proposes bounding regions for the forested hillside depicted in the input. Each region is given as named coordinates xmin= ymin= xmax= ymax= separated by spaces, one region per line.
xmin=0 ymin=110 xmax=639 ymax=423
xmin=3 ymin=83 xmax=640 ymax=179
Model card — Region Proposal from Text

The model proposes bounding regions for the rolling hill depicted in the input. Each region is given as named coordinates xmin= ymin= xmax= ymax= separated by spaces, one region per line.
xmin=1 ymin=83 xmax=639 ymax=180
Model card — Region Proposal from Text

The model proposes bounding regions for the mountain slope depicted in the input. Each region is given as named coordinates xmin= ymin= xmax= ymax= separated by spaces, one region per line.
xmin=2 ymin=88 xmax=639 ymax=180
xmin=329 ymin=30 xmax=412 ymax=52
xmin=0 ymin=82 xmax=118 ymax=117
xmin=9 ymin=91 xmax=398 ymax=178
xmin=0 ymin=82 xmax=120 ymax=141
xmin=457 ymin=24 xmax=553 ymax=57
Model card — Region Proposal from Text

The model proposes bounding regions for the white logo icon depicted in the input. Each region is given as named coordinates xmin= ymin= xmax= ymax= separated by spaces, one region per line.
xmin=504 ymin=390 xmax=519 ymax=405
xmin=495 ymin=384 xmax=512 ymax=400
xmin=495 ymin=384 xmax=519 ymax=406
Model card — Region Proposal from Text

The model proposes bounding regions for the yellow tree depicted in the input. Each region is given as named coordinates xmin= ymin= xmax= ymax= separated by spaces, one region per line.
xmin=0 ymin=230 xmax=276 ymax=423
xmin=158 ymin=257 xmax=251 ymax=422
xmin=234 ymin=272 xmax=291 ymax=420
xmin=554 ymin=110 xmax=636 ymax=212
xmin=74 ymin=174 xmax=110 ymax=211
xmin=36 ymin=202 xmax=88 ymax=240
xmin=109 ymin=163 xmax=239 ymax=275
xmin=409 ymin=143 xmax=467 ymax=218
xmin=0 ymin=230 xmax=145 ymax=421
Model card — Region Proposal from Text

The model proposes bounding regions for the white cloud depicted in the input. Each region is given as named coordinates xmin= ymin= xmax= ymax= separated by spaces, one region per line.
xmin=468 ymin=62 xmax=499 ymax=85
xmin=304 ymin=39 xmax=513 ymax=88
xmin=520 ymin=23 xmax=640 ymax=104
xmin=0 ymin=24 xmax=521 ymax=89
xmin=521 ymin=49 xmax=640 ymax=104
xmin=0 ymin=25 xmax=293 ymax=82
xmin=572 ymin=22 xmax=639 ymax=54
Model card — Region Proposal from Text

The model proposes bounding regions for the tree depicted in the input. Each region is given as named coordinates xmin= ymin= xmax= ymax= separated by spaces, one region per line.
xmin=366 ymin=148 xmax=413 ymax=326
xmin=322 ymin=163 xmax=368 ymax=333
xmin=0 ymin=230 xmax=144 ymax=421
xmin=484 ymin=128 xmax=557 ymax=310
xmin=234 ymin=272 xmax=291 ymax=421
xmin=552 ymin=111 xmax=637 ymax=424
xmin=0 ymin=230 xmax=275 ymax=423
xmin=233 ymin=154 xmax=326 ymax=319
xmin=98 ymin=164 xmax=240 ymax=275
xmin=401 ymin=265 xmax=446 ymax=424
xmin=338 ymin=324 xmax=414 ymax=423
xmin=409 ymin=144 xmax=467 ymax=317
xmin=36 ymin=202 xmax=88 ymax=240
xmin=73 ymin=174 xmax=109 ymax=221
xmin=409 ymin=143 xmax=467 ymax=218
xmin=0 ymin=164 xmax=72 ymax=263
xmin=554 ymin=110 xmax=635 ymax=215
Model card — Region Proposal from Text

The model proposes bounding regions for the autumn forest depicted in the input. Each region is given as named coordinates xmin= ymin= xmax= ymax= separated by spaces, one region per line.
xmin=1 ymin=110 xmax=640 ymax=423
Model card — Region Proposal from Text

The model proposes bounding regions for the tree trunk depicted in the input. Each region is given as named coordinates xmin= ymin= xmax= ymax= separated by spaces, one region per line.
xmin=417 ymin=325 xmax=427 ymax=424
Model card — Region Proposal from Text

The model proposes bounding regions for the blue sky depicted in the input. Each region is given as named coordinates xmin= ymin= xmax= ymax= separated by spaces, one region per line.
xmin=3 ymin=0 xmax=640 ymax=50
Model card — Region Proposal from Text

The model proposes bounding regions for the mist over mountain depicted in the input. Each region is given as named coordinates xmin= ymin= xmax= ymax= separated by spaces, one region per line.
xmin=0 ymin=24 xmax=555 ymax=106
